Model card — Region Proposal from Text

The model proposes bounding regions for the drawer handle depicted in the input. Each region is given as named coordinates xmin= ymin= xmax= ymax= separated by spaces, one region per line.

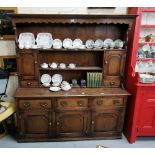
xmin=110 ymin=82 xmax=115 ymax=86
xmin=92 ymin=121 xmax=95 ymax=125
xmin=27 ymin=82 xmax=32 ymax=86
xmin=23 ymin=102 xmax=30 ymax=108
xmin=60 ymin=101 xmax=68 ymax=107
xmin=96 ymin=100 xmax=103 ymax=105
xmin=104 ymin=61 xmax=108 ymax=64
xmin=40 ymin=102 xmax=48 ymax=107
xmin=113 ymin=100 xmax=120 ymax=105
xmin=77 ymin=101 xmax=84 ymax=106
xmin=34 ymin=61 xmax=38 ymax=64
xmin=48 ymin=122 xmax=52 ymax=126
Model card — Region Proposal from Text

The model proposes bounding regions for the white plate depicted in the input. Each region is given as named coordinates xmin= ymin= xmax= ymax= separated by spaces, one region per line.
xmin=49 ymin=86 xmax=61 ymax=92
xmin=73 ymin=39 xmax=83 ymax=48
xmin=53 ymin=39 xmax=62 ymax=49
xmin=85 ymin=39 xmax=94 ymax=49
xmin=18 ymin=32 xmax=35 ymax=47
xmin=41 ymin=74 xmax=52 ymax=84
xmin=63 ymin=38 xmax=73 ymax=49
xmin=114 ymin=39 xmax=124 ymax=49
xmin=94 ymin=39 xmax=103 ymax=49
xmin=52 ymin=74 xmax=63 ymax=83
xmin=36 ymin=33 xmax=53 ymax=49
xmin=103 ymin=39 xmax=114 ymax=48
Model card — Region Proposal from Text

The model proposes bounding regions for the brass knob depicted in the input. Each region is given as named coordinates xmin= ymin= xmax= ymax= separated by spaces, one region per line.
xmin=40 ymin=102 xmax=48 ymax=107
xmin=57 ymin=122 xmax=60 ymax=126
xmin=48 ymin=122 xmax=52 ymax=126
xmin=60 ymin=101 xmax=67 ymax=107
xmin=34 ymin=61 xmax=38 ymax=64
xmin=77 ymin=101 xmax=84 ymax=106
xmin=110 ymin=82 xmax=115 ymax=86
xmin=104 ymin=61 xmax=108 ymax=64
xmin=92 ymin=121 xmax=95 ymax=125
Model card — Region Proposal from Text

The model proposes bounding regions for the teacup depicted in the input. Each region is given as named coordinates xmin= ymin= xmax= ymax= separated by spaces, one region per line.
xmin=49 ymin=62 xmax=58 ymax=69
xmin=68 ymin=63 xmax=76 ymax=69
xmin=59 ymin=63 xmax=66 ymax=69
xmin=41 ymin=63 xmax=48 ymax=68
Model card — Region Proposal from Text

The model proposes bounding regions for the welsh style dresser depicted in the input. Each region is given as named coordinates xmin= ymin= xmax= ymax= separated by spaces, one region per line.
xmin=12 ymin=14 xmax=136 ymax=142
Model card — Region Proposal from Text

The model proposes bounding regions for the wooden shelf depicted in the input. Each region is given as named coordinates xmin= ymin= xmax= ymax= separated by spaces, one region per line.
xmin=141 ymin=25 xmax=155 ymax=28
xmin=39 ymin=66 xmax=103 ymax=71
xmin=138 ymin=42 xmax=155 ymax=45
xmin=137 ymin=58 xmax=155 ymax=61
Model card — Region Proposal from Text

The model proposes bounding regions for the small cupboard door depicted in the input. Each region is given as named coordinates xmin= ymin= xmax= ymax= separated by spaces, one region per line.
xmin=91 ymin=108 xmax=124 ymax=137
xmin=18 ymin=111 xmax=52 ymax=139
xmin=17 ymin=50 xmax=38 ymax=80
xmin=103 ymin=50 xmax=126 ymax=87
xmin=137 ymin=93 xmax=155 ymax=136
xmin=55 ymin=111 xmax=88 ymax=138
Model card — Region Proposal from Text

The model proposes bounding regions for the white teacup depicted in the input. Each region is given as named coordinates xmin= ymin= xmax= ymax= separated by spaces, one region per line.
xmin=59 ymin=63 xmax=66 ymax=69
xmin=68 ymin=63 xmax=76 ymax=69
xmin=41 ymin=63 xmax=48 ymax=68
xmin=49 ymin=62 xmax=58 ymax=69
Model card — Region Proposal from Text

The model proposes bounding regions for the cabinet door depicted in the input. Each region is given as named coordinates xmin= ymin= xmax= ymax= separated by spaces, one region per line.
xmin=17 ymin=50 xmax=38 ymax=80
xmin=18 ymin=111 xmax=52 ymax=139
xmin=56 ymin=111 xmax=88 ymax=138
xmin=137 ymin=93 xmax=155 ymax=136
xmin=91 ymin=108 xmax=124 ymax=137
xmin=103 ymin=50 xmax=126 ymax=87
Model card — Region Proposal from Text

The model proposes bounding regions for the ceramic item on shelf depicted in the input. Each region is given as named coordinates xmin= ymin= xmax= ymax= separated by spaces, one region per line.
xmin=18 ymin=44 xmax=24 ymax=49
xmin=114 ymin=39 xmax=124 ymax=49
xmin=85 ymin=39 xmax=94 ymax=49
xmin=52 ymin=82 xmax=60 ymax=87
xmin=78 ymin=45 xmax=85 ymax=49
xmin=109 ymin=42 xmax=115 ymax=49
xmin=40 ymin=63 xmax=48 ymax=69
xmin=59 ymin=63 xmax=66 ymax=69
xmin=42 ymin=82 xmax=51 ymax=87
xmin=32 ymin=44 xmax=38 ymax=49
xmin=142 ymin=44 xmax=150 ymax=52
xmin=103 ymin=39 xmax=113 ymax=49
xmin=49 ymin=86 xmax=61 ymax=92
xmin=63 ymin=38 xmax=73 ymax=49
xmin=73 ymin=39 xmax=83 ymax=48
xmin=80 ymin=79 xmax=86 ymax=87
xmin=140 ymin=73 xmax=155 ymax=83
xmin=72 ymin=79 xmax=78 ymax=86
xmin=68 ymin=63 xmax=76 ymax=69
xmin=41 ymin=74 xmax=52 ymax=84
xmin=53 ymin=39 xmax=62 ymax=49
xmin=61 ymin=81 xmax=71 ymax=91
xmin=49 ymin=62 xmax=58 ymax=69
xmin=18 ymin=32 xmax=35 ymax=48
xmin=36 ymin=33 xmax=53 ymax=49
xmin=103 ymin=42 xmax=109 ymax=49
xmin=52 ymin=74 xmax=63 ymax=83
xmin=94 ymin=39 xmax=104 ymax=49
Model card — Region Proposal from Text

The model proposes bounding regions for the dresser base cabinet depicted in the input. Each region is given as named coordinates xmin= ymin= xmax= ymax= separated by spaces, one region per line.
xmin=15 ymin=88 xmax=129 ymax=142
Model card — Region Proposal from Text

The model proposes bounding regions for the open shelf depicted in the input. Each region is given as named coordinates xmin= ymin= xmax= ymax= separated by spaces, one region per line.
xmin=138 ymin=42 xmax=155 ymax=45
xmin=39 ymin=66 xmax=103 ymax=71
xmin=141 ymin=25 xmax=155 ymax=28
xmin=137 ymin=58 xmax=155 ymax=61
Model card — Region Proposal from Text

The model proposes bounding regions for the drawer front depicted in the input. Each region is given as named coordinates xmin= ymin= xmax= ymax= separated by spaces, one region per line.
xmin=91 ymin=97 xmax=124 ymax=109
xmin=20 ymin=80 xmax=38 ymax=87
xmin=56 ymin=98 xmax=88 ymax=109
xmin=19 ymin=100 xmax=51 ymax=110
xmin=103 ymin=79 xmax=120 ymax=87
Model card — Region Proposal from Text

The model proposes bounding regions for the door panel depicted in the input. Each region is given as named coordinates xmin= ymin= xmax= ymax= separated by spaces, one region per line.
xmin=91 ymin=108 xmax=124 ymax=137
xmin=138 ymin=94 xmax=155 ymax=135
xmin=56 ymin=111 xmax=88 ymax=138
xmin=19 ymin=111 xmax=52 ymax=139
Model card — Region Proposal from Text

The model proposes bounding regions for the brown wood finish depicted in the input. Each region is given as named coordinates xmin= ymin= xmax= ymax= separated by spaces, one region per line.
xmin=12 ymin=14 xmax=136 ymax=142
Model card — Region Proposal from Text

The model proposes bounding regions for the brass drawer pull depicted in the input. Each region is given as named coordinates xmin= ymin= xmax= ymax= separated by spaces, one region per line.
xmin=113 ymin=100 xmax=120 ymax=105
xmin=48 ymin=122 xmax=52 ymax=126
xmin=104 ymin=61 xmax=108 ymax=64
xmin=34 ymin=61 xmax=38 ymax=64
xmin=60 ymin=101 xmax=68 ymax=107
xmin=96 ymin=100 xmax=103 ymax=105
xmin=23 ymin=102 xmax=30 ymax=108
xmin=40 ymin=102 xmax=48 ymax=107
xmin=77 ymin=101 xmax=84 ymax=106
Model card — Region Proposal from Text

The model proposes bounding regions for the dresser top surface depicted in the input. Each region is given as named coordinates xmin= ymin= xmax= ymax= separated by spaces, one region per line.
xmin=15 ymin=88 xmax=130 ymax=98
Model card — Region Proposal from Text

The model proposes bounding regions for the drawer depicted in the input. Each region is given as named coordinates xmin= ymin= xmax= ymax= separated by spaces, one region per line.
xmin=56 ymin=98 xmax=88 ymax=109
xmin=20 ymin=80 xmax=38 ymax=87
xmin=91 ymin=97 xmax=124 ymax=109
xmin=103 ymin=80 xmax=120 ymax=87
xmin=19 ymin=100 xmax=51 ymax=110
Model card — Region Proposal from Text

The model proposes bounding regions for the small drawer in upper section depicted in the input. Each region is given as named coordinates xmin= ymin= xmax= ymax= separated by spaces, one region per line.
xmin=18 ymin=100 xmax=51 ymax=110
